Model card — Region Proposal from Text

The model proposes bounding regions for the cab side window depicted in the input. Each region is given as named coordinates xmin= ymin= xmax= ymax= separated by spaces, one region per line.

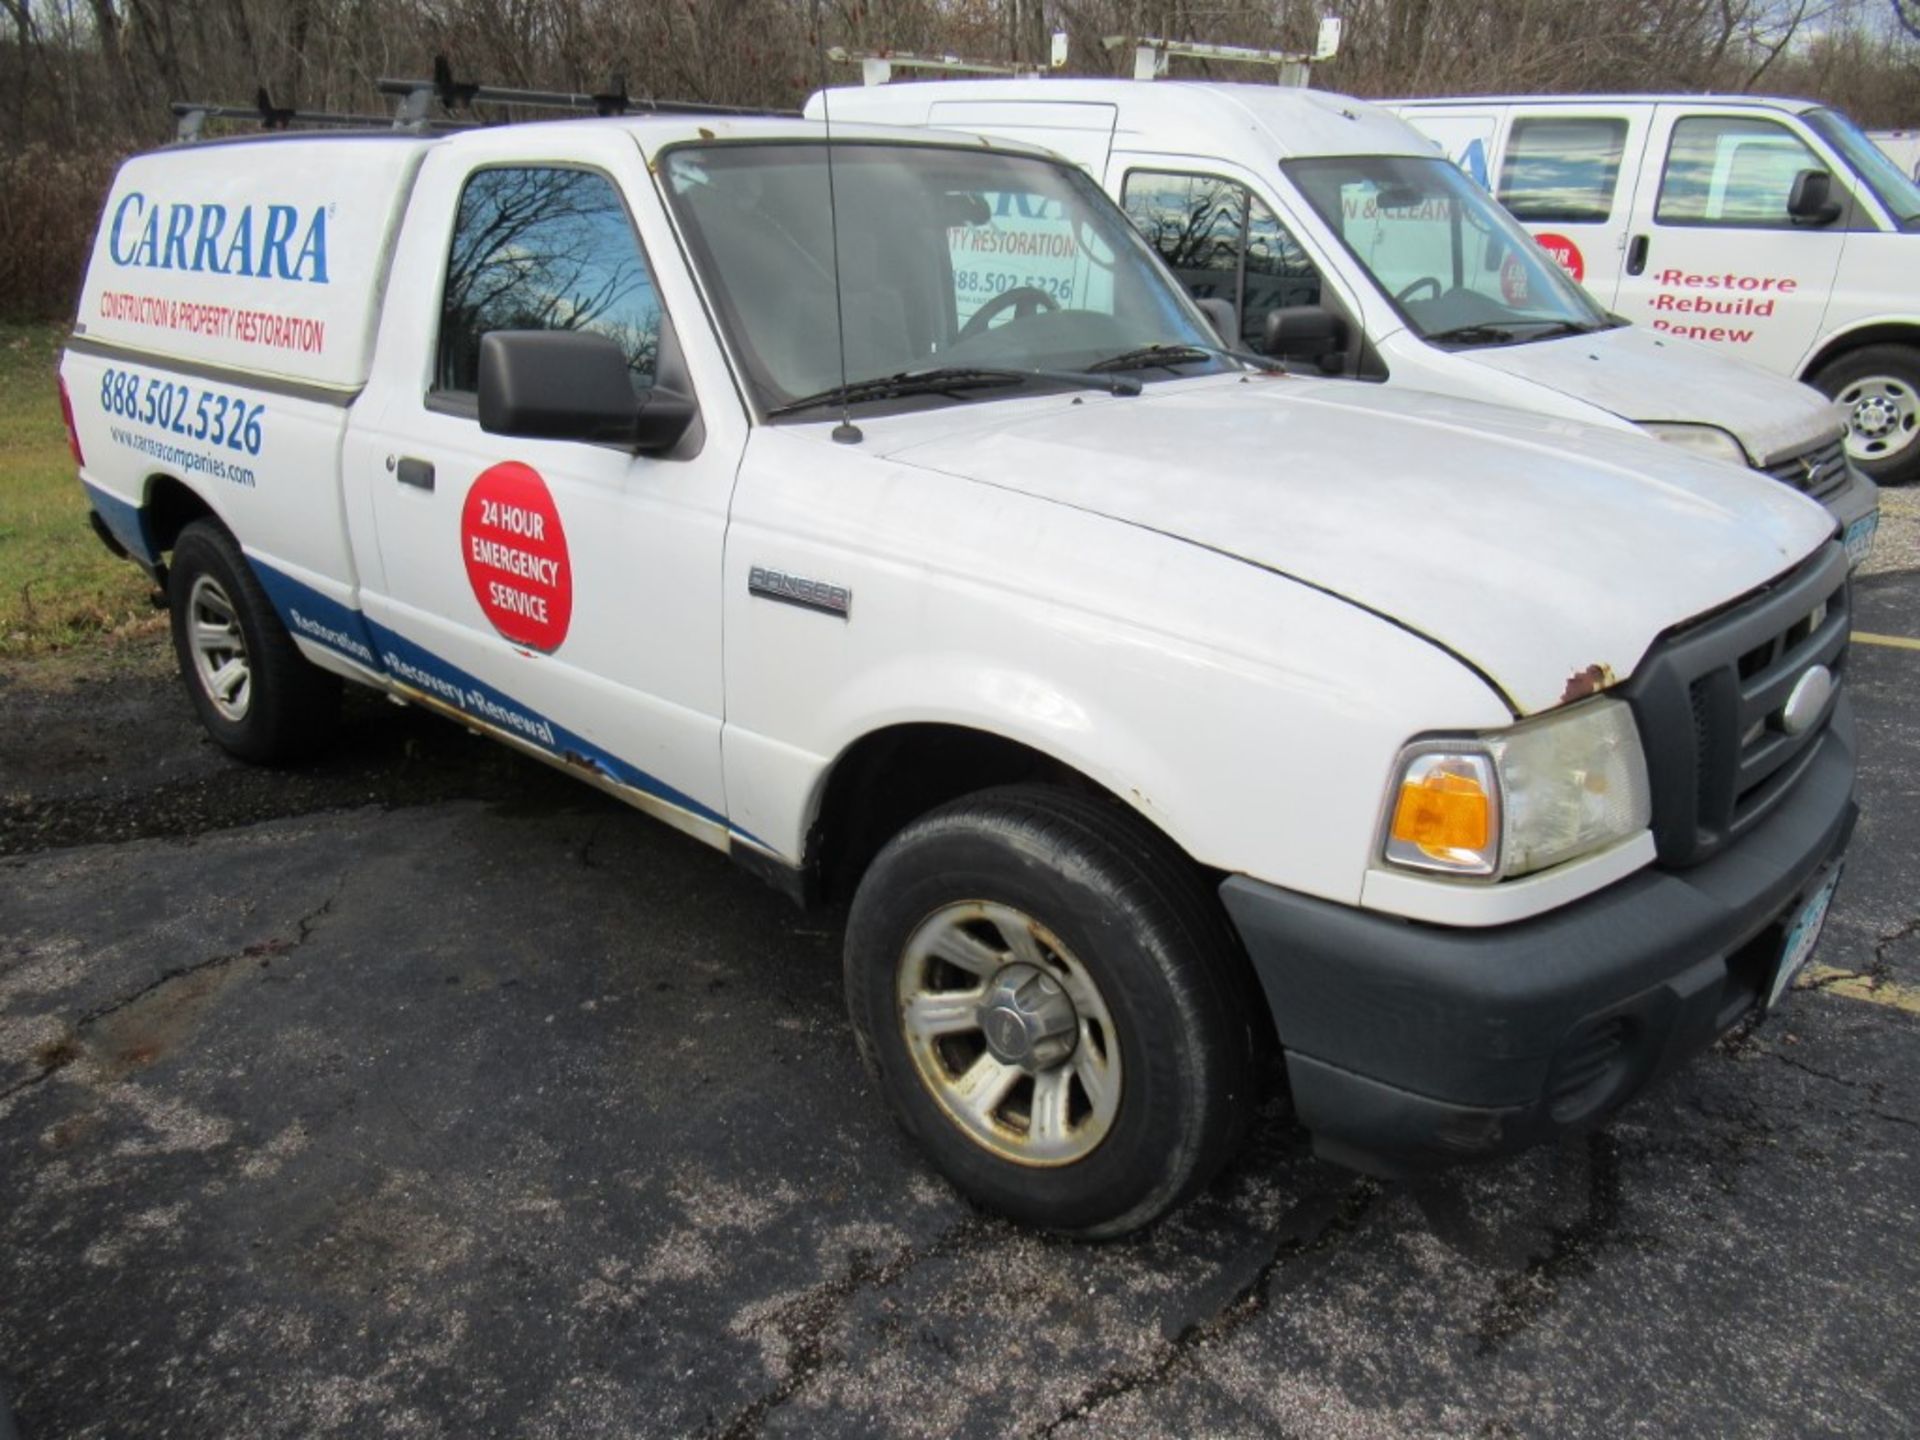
xmin=1121 ymin=170 xmax=1321 ymax=351
xmin=1499 ymin=118 xmax=1628 ymax=222
xmin=436 ymin=166 xmax=663 ymax=395
xmin=1656 ymin=116 xmax=1825 ymax=228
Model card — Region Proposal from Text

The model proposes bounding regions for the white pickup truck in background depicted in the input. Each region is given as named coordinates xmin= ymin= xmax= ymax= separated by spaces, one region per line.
xmin=60 ymin=110 xmax=1858 ymax=1236
xmin=1394 ymin=94 xmax=1920 ymax=486
xmin=807 ymin=78 xmax=1879 ymax=560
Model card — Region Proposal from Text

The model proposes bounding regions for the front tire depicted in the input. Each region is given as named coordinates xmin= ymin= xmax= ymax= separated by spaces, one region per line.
xmin=167 ymin=520 xmax=339 ymax=764
xmin=844 ymin=785 xmax=1262 ymax=1238
xmin=1812 ymin=343 xmax=1920 ymax=486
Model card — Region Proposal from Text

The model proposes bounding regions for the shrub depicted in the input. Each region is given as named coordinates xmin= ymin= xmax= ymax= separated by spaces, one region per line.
xmin=0 ymin=144 xmax=123 ymax=323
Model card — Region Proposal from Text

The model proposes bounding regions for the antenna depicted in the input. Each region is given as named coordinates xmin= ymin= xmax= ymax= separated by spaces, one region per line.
xmin=813 ymin=3 xmax=862 ymax=445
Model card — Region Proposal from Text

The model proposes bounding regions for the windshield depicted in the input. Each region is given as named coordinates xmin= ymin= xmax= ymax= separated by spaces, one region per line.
xmin=1803 ymin=107 xmax=1920 ymax=228
xmin=1283 ymin=154 xmax=1616 ymax=347
xmin=661 ymin=141 xmax=1230 ymax=415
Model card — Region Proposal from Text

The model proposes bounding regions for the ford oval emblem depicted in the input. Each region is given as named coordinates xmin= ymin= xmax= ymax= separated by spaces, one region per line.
xmin=1780 ymin=664 xmax=1833 ymax=737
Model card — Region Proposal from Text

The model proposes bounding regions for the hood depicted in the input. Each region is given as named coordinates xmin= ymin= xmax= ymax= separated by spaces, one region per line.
xmin=870 ymin=377 xmax=1834 ymax=716
xmin=1457 ymin=325 xmax=1844 ymax=463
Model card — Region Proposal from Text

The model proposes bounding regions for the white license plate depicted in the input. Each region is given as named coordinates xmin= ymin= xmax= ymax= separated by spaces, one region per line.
xmin=1843 ymin=511 xmax=1878 ymax=566
xmin=1768 ymin=867 xmax=1842 ymax=1010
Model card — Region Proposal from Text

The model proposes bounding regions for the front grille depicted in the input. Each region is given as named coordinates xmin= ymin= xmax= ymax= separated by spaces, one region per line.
xmin=1622 ymin=545 xmax=1850 ymax=868
xmin=1761 ymin=436 xmax=1850 ymax=503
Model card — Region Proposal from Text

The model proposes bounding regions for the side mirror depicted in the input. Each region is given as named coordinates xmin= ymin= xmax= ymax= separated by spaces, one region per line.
xmin=478 ymin=330 xmax=696 ymax=456
xmin=1787 ymin=168 xmax=1842 ymax=227
xmin=1264 ymin=304 xmax=1347 ymax=367
xmin=1193 ymin=296 xmax=1237 ymax=344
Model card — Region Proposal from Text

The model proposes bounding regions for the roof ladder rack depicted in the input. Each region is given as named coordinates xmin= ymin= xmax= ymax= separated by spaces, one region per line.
xmin=375 ymin=54 xmax=793 ymax=120
xmin=826 ymin=42 xmax=1065 ymax=87
xmin=171 ymin=87 xmax=410 ymax=142
xmin=1102 ymin=16 xmax=1343 ymax=85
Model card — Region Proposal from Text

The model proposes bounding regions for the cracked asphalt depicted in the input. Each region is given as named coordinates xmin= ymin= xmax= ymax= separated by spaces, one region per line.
xmin=3 ymin=572 xmax=1918 ymax=1439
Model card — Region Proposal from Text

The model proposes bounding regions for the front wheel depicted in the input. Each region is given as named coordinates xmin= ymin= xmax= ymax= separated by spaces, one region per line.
xmin=844 ymin=785 xmax=1262 ymax=1237
xmin=167 ymin=519 xmax=340 ymax=764
xmin=1812 ymin=343 xmax=1920 ymax=486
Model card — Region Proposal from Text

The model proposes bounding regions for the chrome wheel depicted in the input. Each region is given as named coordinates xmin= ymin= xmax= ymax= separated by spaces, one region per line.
xmin=185 ymin=574 xmax=251 ymax=722
xmin=1838 ymin=374 xmax=1919 ymax=466
xmin=896 ymin=900 xmax=1122 ymax=1167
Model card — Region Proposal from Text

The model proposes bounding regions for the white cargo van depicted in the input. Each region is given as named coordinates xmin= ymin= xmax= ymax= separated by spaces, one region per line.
xmin=62 ymin=106 xmax=1856 ymax=1236
xmin=806 ymin=80 xmax=1879 ymax=557
xmin=1869 ymin=130 xmax=1920 ymax=183
xmin=1393 ymin=95 xmax=1920 ymax=485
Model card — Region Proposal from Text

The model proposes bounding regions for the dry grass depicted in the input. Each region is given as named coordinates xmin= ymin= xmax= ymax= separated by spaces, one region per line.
xmin=0 ymin=324 xmax=158 ymax=657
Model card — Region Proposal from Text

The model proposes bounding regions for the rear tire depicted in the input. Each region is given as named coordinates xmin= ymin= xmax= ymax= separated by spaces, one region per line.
xmin=167 ymin=519 xmax=339 ymax=764
xmin=1812 ymin=343 xmax=1920 ymax=486
xmin=844 ymin=784 xmax=1262 ymax=1238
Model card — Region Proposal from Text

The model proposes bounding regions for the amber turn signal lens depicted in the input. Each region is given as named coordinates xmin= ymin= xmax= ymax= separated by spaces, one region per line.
xmin=1390 ymin=766 xmax=1490 ymax=855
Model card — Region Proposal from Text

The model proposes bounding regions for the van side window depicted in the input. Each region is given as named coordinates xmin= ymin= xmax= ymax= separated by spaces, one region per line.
xmin=1499 ymin=118 xmax=1628 ymax=222
xmin=1120 ymin=170 xmax=1321 ymax=351
xmin=436 ymin=166 xmax=663 ymax=395
xmin=1656 ymin=117 xmax=1826 ymax=228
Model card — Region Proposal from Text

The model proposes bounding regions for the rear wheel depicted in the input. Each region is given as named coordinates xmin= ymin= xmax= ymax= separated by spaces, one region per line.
xmin=844 ymin=785 xmax=1262 ymax=1237
xmin=1813 ymin=343 xmax=1920 ymax=486
xmin=167 ymin=520 xmax=339 ymax=764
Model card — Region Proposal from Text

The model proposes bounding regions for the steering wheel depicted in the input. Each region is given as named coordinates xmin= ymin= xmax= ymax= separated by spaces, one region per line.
xmin=1395 ymin=276 xmax=1443 ymax=305
xmin=958 ymin=285 xmax=1059 ymax=341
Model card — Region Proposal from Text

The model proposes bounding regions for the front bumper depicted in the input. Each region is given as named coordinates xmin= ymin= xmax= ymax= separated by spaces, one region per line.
xmin=1221 ymin=696 xmax=1857 ymax=1179
xmin=1825 ymin=462 xmax=1879 ymax=569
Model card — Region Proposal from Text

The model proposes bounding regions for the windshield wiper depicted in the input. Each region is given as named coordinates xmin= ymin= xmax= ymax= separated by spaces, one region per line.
xmin=766 ymin=367 xmax=1025 ymax=418
xmin=765 ymin=365 xmax=1138 ymax=419
xmin=1424 ymin=324 xmax=1517 ymax=347
xmin=1089 ymin=341 xmax=1288 ymax=376
xmin=1506 ymin=319 xmax=1606 ymax=339
xmin=1087 ymin=344 xmax=1216 ymax=373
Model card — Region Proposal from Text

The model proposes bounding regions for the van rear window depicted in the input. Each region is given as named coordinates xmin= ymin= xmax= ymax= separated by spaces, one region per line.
xmin=1498 ymin=118 xmax=1628 ymax=223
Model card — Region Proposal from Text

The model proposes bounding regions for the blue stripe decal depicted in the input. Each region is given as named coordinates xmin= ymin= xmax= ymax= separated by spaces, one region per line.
xmin=82 ymin=480 xmax=158 ymax=566
xmin=247 ymin=557 xmax=749 ymax=842
xmin=249 ymin=563 xmax=384 ymax=670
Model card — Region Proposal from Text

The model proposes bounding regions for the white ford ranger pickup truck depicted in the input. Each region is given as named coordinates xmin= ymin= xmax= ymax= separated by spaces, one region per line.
xmin=59 ymin=114 xmax=1858 ymax=1237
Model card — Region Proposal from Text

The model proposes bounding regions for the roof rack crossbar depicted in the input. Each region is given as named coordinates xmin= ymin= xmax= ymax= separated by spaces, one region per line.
xmin=375 ymin=54 xmax=795 ymax=119
xmin=170 ymin=89 xmax=435 ymax=142
xmin=1102 ymin=16 xmax=1343 ymax=84
xmin=825 ymin=45 xmax=1054 ymax=86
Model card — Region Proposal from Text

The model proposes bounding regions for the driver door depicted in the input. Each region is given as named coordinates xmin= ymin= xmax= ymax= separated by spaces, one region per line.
xmin=349 ymin=139 xmax=736 ymax=836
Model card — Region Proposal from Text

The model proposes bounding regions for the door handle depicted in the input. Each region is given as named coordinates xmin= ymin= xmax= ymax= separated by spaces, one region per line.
xmin=394 ymin=456 xmax=435 ymax=492
xmin=1625 ymin=234 xmax=1649 ymax=277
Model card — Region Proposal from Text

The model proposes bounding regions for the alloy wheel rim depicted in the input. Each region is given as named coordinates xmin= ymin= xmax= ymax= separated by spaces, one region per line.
xmin=896 ymin=900 xmax=1122 ymax=1167
xmin=186 ymin=574 xmax=252 ymax=722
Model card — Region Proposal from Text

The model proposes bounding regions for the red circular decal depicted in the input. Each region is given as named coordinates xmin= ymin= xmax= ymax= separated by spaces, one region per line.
xmin=461 ymin=461 xmax=572 ymax=652
xmin=1533 ymin=231 xmax=1586 ymax=283
xmin=1499 ymin=251 xmax=1531 ymax=306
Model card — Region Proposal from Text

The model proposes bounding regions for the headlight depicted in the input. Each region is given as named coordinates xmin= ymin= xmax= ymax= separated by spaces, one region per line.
xmin=1382 ymin=699 xmax=1652 ymax=880
xmin=1639 ymin=421 xmax=1750 ymax=468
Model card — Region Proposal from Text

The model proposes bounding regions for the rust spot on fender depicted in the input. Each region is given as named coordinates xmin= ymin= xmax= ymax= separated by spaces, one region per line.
xmin=1560 ymin=663 xmax=1617 ymax=704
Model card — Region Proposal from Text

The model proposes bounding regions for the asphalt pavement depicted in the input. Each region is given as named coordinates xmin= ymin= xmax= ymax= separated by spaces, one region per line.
xmin=2 ymin=572 xmax=1917 ymax=1439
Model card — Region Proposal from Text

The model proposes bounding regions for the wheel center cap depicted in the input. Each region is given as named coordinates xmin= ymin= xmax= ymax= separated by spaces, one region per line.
xmin=1854 ymin=396 xmax=1897 ymax=438
xmin=977 ymin=963 xmax=1079 ymax=1071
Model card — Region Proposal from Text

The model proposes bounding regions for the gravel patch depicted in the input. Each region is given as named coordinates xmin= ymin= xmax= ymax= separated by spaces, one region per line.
xmin=1861 ymin=484 xmax=1920 ymax=576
